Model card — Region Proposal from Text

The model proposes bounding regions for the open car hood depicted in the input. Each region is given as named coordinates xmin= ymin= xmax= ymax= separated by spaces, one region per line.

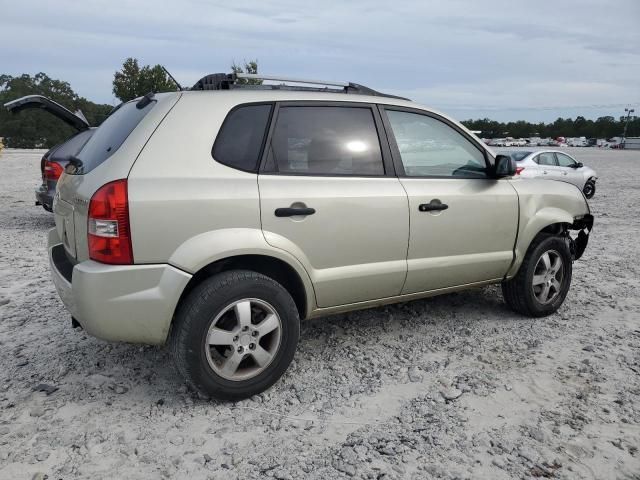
xmin=4 ymin=95 xmax=90 ymax=131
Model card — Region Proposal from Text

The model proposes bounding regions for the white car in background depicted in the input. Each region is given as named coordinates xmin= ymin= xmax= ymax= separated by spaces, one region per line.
xmin=507 ymin=150 xmax=597 ymax=198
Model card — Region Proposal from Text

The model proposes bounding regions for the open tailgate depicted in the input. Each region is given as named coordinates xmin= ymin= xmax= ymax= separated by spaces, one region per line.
xmin=4 ymin=95 xmax=90 ymax=131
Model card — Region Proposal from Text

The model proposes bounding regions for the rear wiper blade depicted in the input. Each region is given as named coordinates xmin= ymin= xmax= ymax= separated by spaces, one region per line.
xmin=136 ymin=92 xmax=155 ymax=109
xmin=65 ymin=156 xmax=84 ymax=175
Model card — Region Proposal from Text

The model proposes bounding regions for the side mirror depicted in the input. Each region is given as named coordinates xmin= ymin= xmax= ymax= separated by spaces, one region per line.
xmin=494 ymin=154 xmax=516 ymax=177
xmin=574 ymin=162 xmax=583 ymax=168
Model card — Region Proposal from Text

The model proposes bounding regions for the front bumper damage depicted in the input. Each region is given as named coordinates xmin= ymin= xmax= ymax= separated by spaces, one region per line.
xmin=569 ymin=214 xmax=594 ymax=260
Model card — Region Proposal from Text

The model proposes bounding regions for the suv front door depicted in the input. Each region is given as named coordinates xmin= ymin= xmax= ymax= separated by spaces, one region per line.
xmin=381 ymin=107 xmax=519 ymax=294
xmin=258 ymin=103 xmax=409 ymax=307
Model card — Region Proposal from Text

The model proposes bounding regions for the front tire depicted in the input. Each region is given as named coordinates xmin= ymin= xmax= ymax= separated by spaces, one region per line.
xmin=171 ymin=270 xmax=300 ymax=401
xmin=502 ymin=234 xmax=573 ymax=317
xmin=583 ymin=180 xmax=596 ymax=199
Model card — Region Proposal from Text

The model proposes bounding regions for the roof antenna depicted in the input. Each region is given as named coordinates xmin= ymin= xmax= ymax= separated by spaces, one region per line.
xmin=161 ymin=66 xmax=183 ymax=91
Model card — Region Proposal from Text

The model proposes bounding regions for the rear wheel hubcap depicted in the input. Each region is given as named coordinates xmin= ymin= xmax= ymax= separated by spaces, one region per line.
xmin=205 ymin=298 xmax=282 ymax=381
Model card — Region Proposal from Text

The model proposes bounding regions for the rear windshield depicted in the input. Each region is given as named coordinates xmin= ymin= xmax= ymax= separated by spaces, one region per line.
xmin=49 ymin=129 xmax=94 ymax=162
xmin=75 ymin=99 xmax=155 ymax=173
xmin=509 ymin=151 xmax=532 ymax=161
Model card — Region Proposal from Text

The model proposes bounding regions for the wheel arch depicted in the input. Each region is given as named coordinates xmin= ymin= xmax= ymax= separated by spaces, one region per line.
xmin=167 ymin=228 xmax=316 ymax=319
xmin=507 ymin=207 xmax=575 ymax=278
xmin=175 ymin=254 xmax=311 ymax=322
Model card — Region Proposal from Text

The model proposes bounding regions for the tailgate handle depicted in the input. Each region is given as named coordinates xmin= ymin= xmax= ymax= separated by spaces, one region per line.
xmin=275 ymin=207 xmax=316 ymax=217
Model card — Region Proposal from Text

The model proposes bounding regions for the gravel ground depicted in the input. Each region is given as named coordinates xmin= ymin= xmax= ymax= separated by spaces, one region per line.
xmin=1 ymin=147 xmax=639 ymax=480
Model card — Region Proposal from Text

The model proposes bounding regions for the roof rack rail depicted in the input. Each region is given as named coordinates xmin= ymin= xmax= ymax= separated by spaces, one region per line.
xmin=190 ymin=73 xmax=410 ymax=101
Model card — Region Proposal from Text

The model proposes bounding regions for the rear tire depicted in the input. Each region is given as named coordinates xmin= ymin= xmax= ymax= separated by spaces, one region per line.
xmin=171 ymin=270 xmax=300 ymax=401
xmin=583 ymin=180 xmax=596 ymax=199
xmin=502 ymin=234 xmax=572 ymax=317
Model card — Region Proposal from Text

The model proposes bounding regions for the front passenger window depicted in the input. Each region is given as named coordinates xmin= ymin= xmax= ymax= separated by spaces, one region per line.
xmin=385 ymin=110 xmax=487 ymax=178
xmin=556 ymin=153 xmax=576 ymax=167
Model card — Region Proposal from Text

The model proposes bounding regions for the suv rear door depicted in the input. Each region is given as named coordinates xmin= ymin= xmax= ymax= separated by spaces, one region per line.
xmin=258 ymin=102 xmax=409 ymax=307
xmin=380 ymin=106 xmax=518 ymax=293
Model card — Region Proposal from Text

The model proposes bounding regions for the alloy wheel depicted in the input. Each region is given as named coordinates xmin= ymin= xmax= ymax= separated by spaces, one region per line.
xmin=532 ymin=250 xmax=564 ymax=305
xmin=583 ymin=181 xmax=595 ymax=198
xmin=205 ymin=298 xmax=282 ymax=381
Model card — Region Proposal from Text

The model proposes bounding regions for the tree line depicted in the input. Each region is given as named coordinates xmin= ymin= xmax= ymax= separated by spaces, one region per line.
xmin=1 ymin=59 xmax=637 ymax=148
xmin=462 ymin=115 xmax=638 ymax=140
xmin=0 ymin=73 xmax=113 ymax=148
xmin=0 ymin=59 xmax=259 ymax=148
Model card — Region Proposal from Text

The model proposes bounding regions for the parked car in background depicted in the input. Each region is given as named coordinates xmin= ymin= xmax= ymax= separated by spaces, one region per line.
xmin=47 ymin=72 xmax=593 ymax=400
xmin=4 ymin=95 xmax=94 ymax=211
xmin=567 ymin=137 xmax=588 ymax=147
xmin=506 ymin=150 xmax=597 ymax=198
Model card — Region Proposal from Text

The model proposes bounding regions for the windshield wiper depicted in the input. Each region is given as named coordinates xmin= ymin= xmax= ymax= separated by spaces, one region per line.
xmin=136 ymin=92 xmax=155 ymax=109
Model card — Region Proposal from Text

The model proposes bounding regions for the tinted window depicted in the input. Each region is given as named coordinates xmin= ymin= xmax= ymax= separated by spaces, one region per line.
xmin=536 ymin=152 xmax=557 ymax=166
xmin=76 ymin=100 xmax=155 ymax=173
xmin=213 ymin=104 xmax=272 ymax=171
xmin=269 ymin=106 xmax=384 ymax=176
xmin=509 ymin=151 xmax=532 ymax=161
xmin=49 ymin=129 xmax=94 ymax=162
xmin=386 ymin=110 xmax=487 ymax=178
xmin=556 ymin=152 xmax=576 ymax=167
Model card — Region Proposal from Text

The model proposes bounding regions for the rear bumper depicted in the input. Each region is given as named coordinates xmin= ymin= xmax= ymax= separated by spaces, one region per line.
xmin=48 ymin=228 xmax=192 ymax=345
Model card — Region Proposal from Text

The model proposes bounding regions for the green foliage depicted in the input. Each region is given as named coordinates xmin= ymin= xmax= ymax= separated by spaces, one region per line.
xmin=231 ymin=60 xmax=262 ymax=85
xmin=112 ymin=58 xmax=179 ymax=102
xmin=462 ymin=115 xmax=639 ymax=139
xmin=0 ymin=73 xmax=112 ymax=148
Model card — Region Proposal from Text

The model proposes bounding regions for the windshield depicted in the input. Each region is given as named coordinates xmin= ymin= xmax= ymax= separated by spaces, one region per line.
xmin=75 ymin=99 xmax=155 ymax=173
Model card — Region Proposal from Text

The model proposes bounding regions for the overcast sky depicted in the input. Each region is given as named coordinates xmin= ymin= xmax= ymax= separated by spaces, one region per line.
xmin=1 ymin=0 xmax=638 ymax=122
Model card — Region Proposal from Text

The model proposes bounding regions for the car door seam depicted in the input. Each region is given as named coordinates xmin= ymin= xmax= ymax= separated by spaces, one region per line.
xmin=397 ymin=178 xmax=411 ymax=294
xmin=504 ymin=180 xmax=521 ymax=280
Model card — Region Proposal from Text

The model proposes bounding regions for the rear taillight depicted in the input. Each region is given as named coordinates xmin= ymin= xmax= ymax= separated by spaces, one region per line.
xmin=88 ymin=179 xmax=133 ymax=265
xmin=43 ymin=160 xmax=64 ymax=181
xmin=515 ymin=167 xmax=525 ymax=175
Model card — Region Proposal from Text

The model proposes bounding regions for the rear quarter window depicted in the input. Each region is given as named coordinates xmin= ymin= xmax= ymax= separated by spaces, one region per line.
xmin=212 ymin=104 xmax=273 ymax=172
xmin=76 ymin=100 xmax=155 ymax=173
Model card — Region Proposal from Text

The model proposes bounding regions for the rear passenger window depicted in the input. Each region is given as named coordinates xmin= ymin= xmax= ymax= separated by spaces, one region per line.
xmin=536 ymin=153 xmax=557 ymax=166
xmin=268 ymin=106 xmax=384 ymax=176
xmin=213 ymin=104 xmax=272 ymax=172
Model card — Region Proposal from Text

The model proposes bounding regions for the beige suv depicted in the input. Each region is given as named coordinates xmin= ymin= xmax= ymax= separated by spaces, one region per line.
xmin=48 ymin=73 xmax=593 ymax=400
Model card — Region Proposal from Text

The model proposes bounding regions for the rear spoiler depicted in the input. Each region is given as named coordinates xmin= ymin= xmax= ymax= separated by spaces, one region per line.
xmin=4 ymin=95 xmax=90 ymax=131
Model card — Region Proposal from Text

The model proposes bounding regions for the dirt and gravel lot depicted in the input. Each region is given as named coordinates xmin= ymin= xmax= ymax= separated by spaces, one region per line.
xmin=0 ymin=147 xmax=639 ymax=480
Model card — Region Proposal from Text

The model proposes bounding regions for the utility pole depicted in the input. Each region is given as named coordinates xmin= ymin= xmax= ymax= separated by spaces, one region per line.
xmin=622 ymin=107 xmax=635 ymax=149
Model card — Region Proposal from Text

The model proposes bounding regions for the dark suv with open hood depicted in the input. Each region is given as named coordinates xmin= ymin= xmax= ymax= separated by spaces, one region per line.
xmin=4 ymin=95 xmax=94 ymax=211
